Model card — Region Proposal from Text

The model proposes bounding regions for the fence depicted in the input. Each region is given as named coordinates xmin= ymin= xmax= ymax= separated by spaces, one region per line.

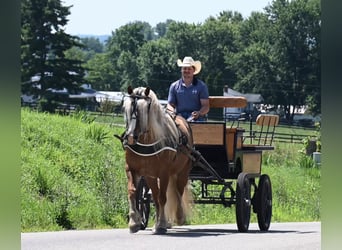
xmin=272 ymin=132 xmax=309 ymax=143
xmin=242 ymin=130 xmax=311 ymax=144
xmin=23 ymin=105 xmax=315 ymax=144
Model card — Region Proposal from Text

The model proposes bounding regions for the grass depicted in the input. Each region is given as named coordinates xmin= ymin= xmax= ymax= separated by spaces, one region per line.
xmin=21 ymin=108 xmax=320 ymax=232
xmin=21 ymin=108 xmax=127 ymax=231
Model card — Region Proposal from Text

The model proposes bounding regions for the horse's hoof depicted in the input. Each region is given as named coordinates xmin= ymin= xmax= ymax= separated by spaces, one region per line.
xmin=129 ymin=224 xmax=141 ymax=233
xmin=152 ymin=227 xmax=167 ymax=235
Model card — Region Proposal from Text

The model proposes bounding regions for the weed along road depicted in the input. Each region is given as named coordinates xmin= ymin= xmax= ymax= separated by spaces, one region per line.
xmin=21 ymin=222 xmax=320 ymax=250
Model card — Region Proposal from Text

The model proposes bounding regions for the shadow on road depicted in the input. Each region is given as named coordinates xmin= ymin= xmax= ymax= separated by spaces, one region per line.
xmin=142 ymin=227 xmax=300 ymax=238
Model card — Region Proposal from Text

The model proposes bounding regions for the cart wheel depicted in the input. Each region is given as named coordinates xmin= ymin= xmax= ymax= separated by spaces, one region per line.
xmin=256 ymin=174 xmax=272 ymax=231
xmin=235 ymin=172 xmax=251 ymax=232
xmin=136 ymin=177 xmax=151 ymax=230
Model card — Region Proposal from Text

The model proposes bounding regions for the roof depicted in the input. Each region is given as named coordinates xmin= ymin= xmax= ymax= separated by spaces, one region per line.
xmin=69 ymin=92 xmax=97 ymax=99
xmin=244 ymin=93 xmax=263 ymax=103
xmin=223 ymin=88 xmax=263 ymax=103
xmin=96 ymin=91 xmax=124 ymax=103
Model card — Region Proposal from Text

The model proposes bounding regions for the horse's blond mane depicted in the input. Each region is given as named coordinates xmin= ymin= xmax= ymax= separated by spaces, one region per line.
xmin=129 ymin=87 xmax=179 ymax=146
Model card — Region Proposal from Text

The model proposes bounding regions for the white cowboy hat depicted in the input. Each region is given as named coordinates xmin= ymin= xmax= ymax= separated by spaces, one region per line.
xmin=177 ymin=56 xmax=202 ymax=75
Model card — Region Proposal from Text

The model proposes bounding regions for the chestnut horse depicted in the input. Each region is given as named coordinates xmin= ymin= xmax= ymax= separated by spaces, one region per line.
xmin=121 ymin=86 xmax=193 ymax=234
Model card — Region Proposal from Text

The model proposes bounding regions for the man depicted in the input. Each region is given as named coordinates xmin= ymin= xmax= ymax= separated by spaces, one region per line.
xmin=167 ymin=56 xmax=210 ymax=121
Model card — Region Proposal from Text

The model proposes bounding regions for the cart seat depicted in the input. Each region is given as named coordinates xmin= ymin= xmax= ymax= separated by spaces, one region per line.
xmin=242 ymin=114 xmax=279 ymax=150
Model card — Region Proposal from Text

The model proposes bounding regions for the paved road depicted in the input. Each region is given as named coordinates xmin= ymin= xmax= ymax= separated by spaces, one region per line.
xmin=21 ymin=222 xmax=320 ymax=250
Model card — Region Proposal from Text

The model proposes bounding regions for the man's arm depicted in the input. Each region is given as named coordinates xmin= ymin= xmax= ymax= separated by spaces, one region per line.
xmin=199 ymin=98 xmax=210 ymax=116
xmin=167 ymin=103 xmax=176 ymax=113
xmin=191 ymin=98 xmax=210 ymax=120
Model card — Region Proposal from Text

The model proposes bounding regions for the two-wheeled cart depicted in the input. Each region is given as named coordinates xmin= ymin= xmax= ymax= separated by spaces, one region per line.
xmin=136 ymin=96 xmax=279 ymax=232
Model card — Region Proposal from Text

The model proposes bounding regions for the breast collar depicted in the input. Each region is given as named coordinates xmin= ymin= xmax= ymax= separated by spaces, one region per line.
xmin=124 ymin=140 xmax=177 ymax=156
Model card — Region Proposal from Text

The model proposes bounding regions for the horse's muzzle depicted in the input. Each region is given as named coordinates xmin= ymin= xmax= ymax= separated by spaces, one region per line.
xmin=123 ymin=131 xmax=138 ymax=146
xmin=126 ymin=134 xmax=136 ymax=145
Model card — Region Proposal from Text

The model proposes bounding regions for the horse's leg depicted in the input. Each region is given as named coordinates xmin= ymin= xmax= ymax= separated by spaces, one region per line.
xmin=145 ymin=176 xmax=160 ymax=225
xmin=125 ymin=166 xmax=142 ymax=233
xmin=153 ymin=175 xmax=169 ymax=234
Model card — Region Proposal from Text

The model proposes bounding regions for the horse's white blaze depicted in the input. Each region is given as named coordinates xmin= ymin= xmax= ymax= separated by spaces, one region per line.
xmin=126 ymin=117 xmax=136 ymax=138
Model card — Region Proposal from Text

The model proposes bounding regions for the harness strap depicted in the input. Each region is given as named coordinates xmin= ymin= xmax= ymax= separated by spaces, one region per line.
xmin=118 ymin=107 xmax=191 ymax=158
xmin=124 ymin=141 xmax=177 ymax=156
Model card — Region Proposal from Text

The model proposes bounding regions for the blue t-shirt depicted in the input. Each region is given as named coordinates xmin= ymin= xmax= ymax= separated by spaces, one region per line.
xmin=168 ymin=78 xmax=209 ymax=116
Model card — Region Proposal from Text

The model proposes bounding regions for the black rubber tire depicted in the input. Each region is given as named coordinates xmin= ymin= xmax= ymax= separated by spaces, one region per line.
xmin=235 ymin=172 xmax=251 ymax=232
xmin=256 ymin=174 xmax=272 ymax=231
xmin=136 ymin=177 xmax=151 ymax=230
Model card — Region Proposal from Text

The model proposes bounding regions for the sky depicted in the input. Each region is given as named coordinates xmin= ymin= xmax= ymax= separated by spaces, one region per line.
xmin=62 ymin=0 xmax=272 ymax=35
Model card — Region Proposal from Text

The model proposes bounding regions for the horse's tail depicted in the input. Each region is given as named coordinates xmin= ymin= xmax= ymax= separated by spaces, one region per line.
xmin=181 ymin=180 xmax=193 ymax=220
xmin=165 ymin=174 xmax=193 ymax=226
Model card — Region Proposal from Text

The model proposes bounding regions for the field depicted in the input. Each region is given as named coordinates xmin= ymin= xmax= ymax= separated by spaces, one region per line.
xmin=21 ymin=108 xmax=320 ymax=232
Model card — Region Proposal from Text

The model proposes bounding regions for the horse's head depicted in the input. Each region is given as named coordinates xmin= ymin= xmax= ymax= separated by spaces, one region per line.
xmin=122 ymin=86 xmax=153 ymax=145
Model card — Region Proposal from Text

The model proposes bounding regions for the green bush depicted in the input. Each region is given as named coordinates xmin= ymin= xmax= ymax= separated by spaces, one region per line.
xmin=71 ymin=110 xmax=96 ymax=124
xmin=85 ymin=124 xmax=110 ymax=144
xmin=98 ymin=99 xmax=119 ymax=114
xmin=38 ymin=98 xmax=58 ymax=113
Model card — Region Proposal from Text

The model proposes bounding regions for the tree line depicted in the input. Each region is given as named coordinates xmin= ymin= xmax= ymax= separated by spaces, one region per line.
xmin=21 ymin=0 xmax=320 ymax=120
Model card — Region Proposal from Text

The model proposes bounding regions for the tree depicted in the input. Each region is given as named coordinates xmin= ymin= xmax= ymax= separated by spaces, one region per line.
xmin=85 ymin=53 xmax=119 ymax=91
xmin=137 ymin=21 xmax=155 ymax=41
xmin=265 ymin=0 xmax=321 ymax=119
xmin=231 ymin=43 xmax=277 ymax=102
xmin=137 ymin=38 xmax=178 ymax=99
xmin=229 ymin=0 xmax=320 ymax=120
xmin=199 ymin=11 xmax=242 ymax=95
xmin=106 ymin=22 xmax=147 ymax=90
xmin=230 ymin=12 xmax=279 ymax=104
xmin=80 ymin=37 xmax=104 ymax=53
xmin=64 ymin=46 xmax=89 ymax=65
xmin=154 ymin=19 xmax=175 ymax=38
xmin=165 ymin=22 xmax=201 ymax=59
xmin=21 ymin=0 xmax=86 ymax=109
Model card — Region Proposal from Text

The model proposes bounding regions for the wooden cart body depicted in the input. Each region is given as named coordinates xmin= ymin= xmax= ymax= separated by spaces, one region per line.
xmin=188 ymin=96 xmax=279 ymax=231
xmin=190 ymin=97 xmax=279 ymax=180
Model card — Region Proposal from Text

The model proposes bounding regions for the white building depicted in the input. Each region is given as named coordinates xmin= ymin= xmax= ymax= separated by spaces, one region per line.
xmin=223 ymin=85 xmax=263 ymax=120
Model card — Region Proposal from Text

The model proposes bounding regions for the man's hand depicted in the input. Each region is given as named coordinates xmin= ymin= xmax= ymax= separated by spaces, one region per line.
xmin=191 ymin=111 xmax=201 ymax=120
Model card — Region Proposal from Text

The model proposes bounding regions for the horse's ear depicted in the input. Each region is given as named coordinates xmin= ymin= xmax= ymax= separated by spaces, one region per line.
xmin=145 ymin=86 xmax=150 ymax=96
xmin=127 ymin=86 xmax=133 ymax=95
